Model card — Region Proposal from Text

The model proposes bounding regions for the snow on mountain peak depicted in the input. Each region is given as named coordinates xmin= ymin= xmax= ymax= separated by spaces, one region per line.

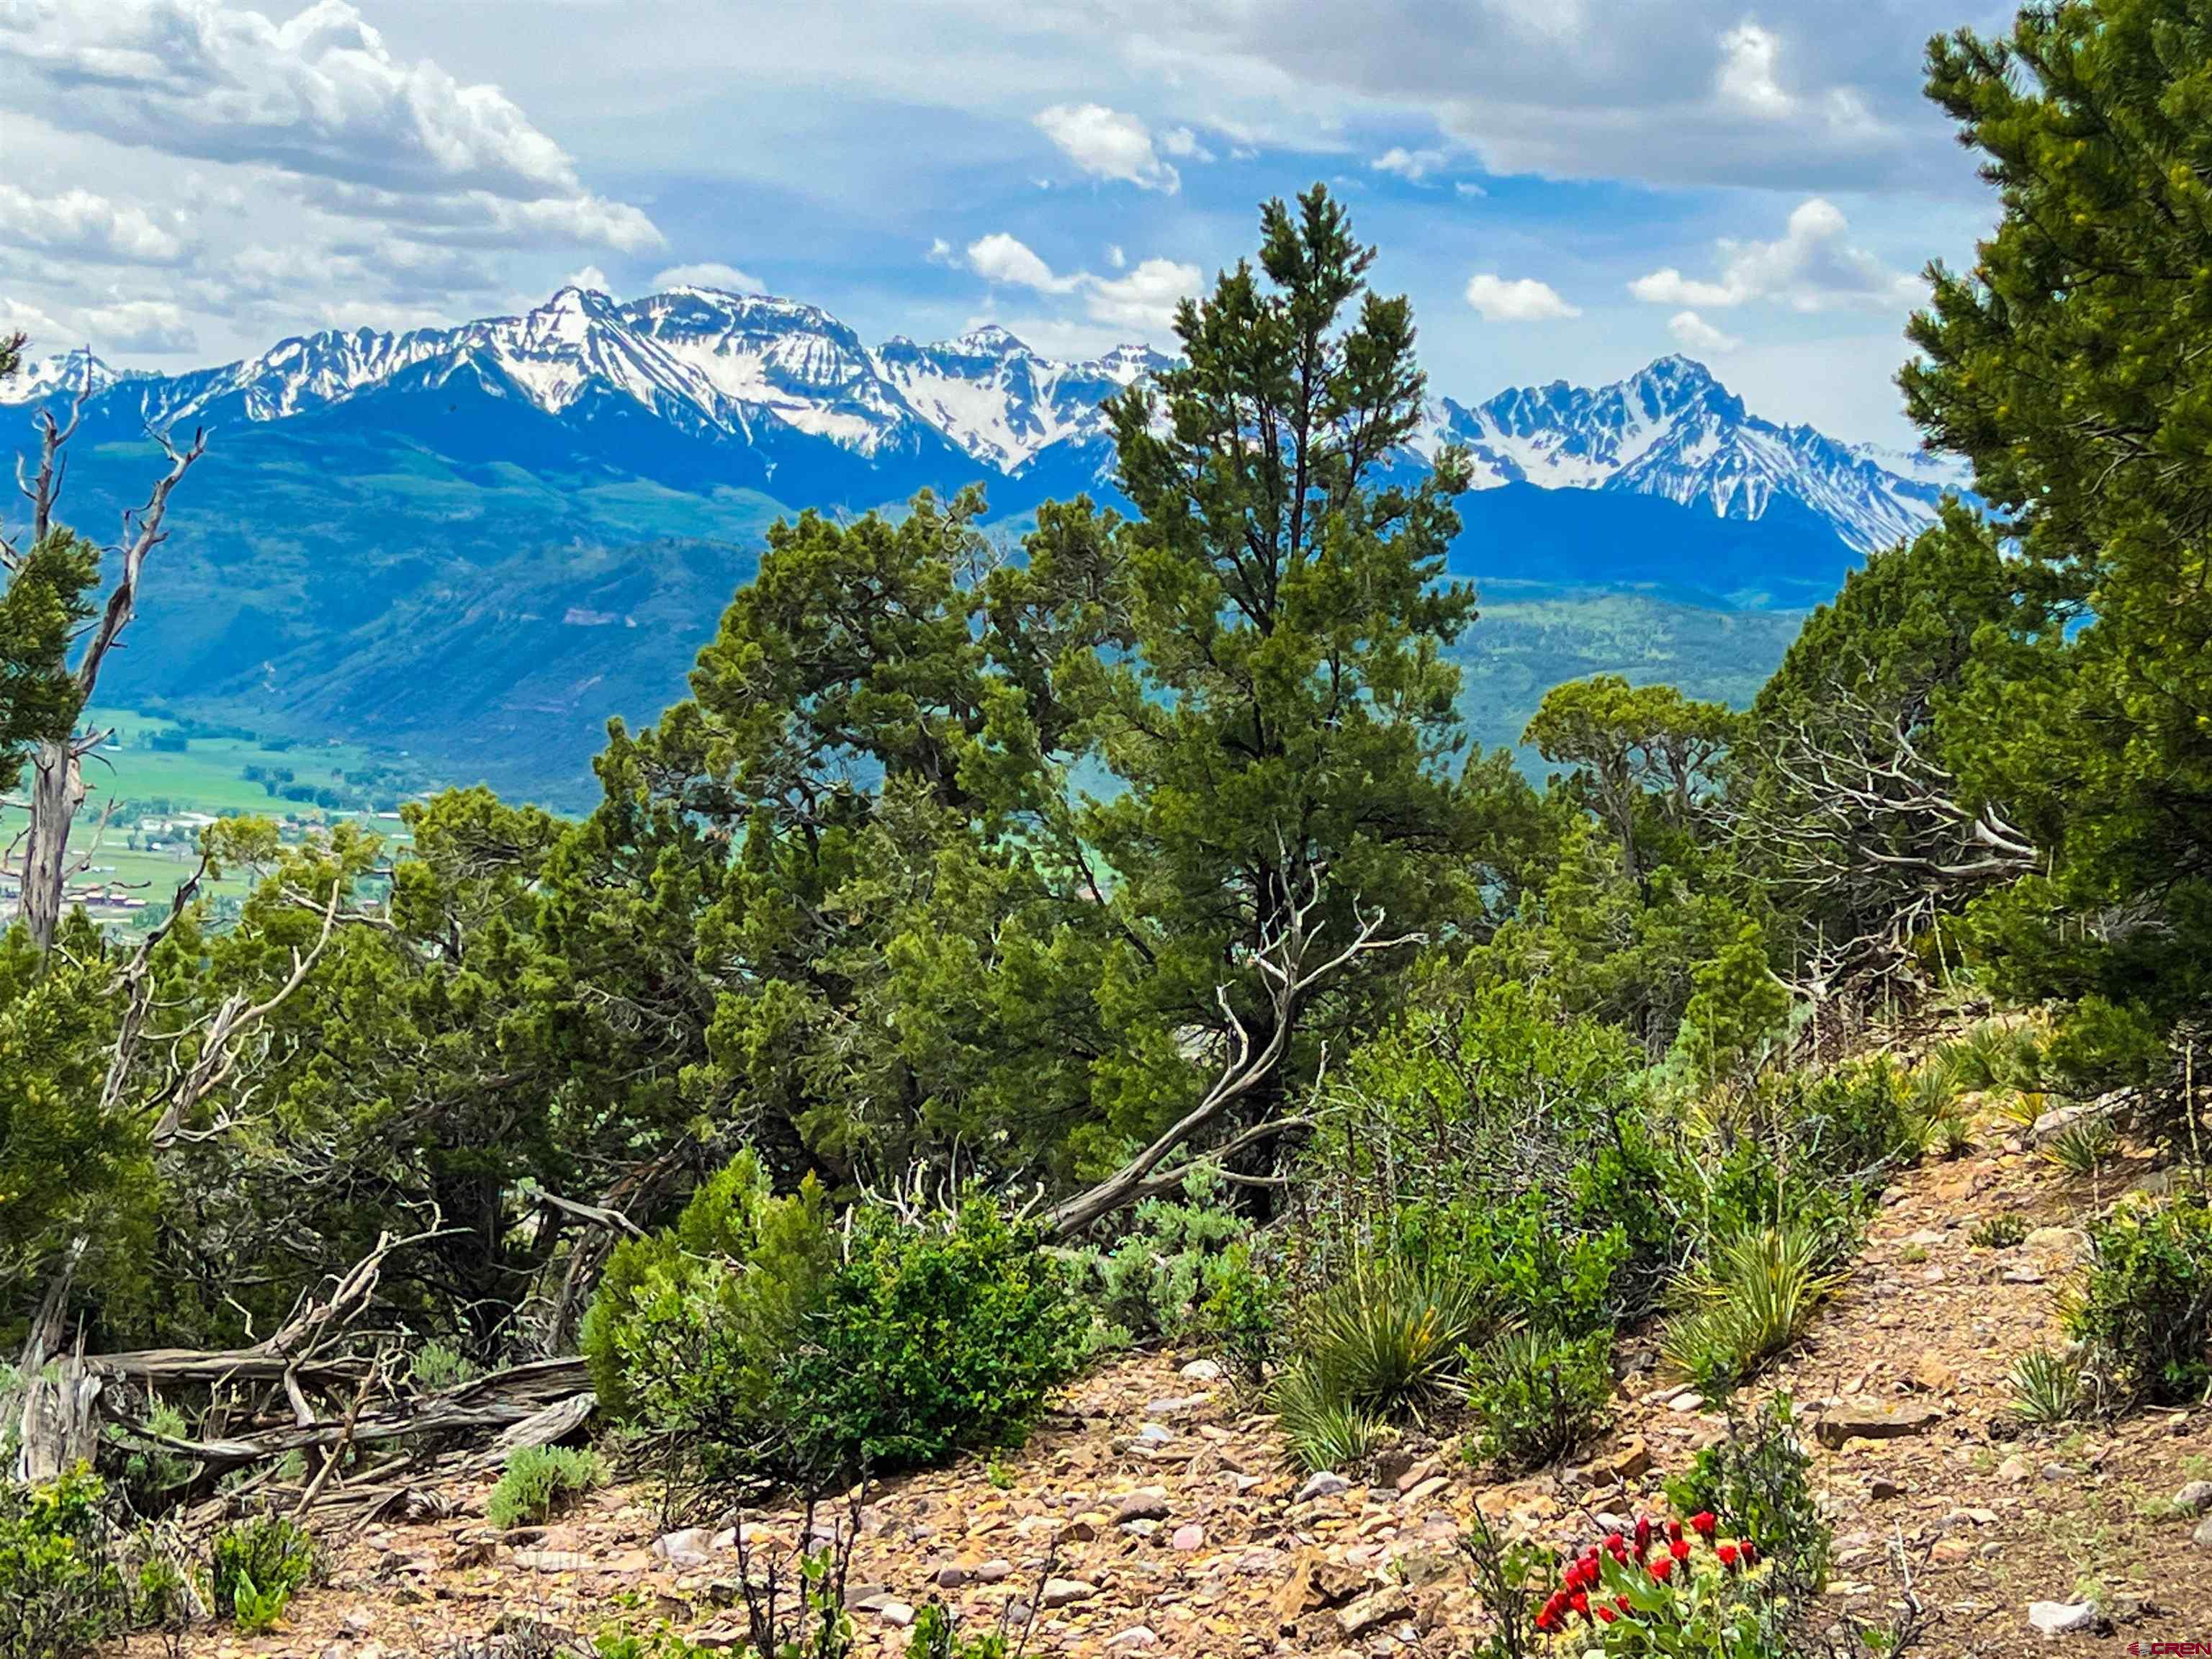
xmin=0 ymin=347 xmax=129 ymax=405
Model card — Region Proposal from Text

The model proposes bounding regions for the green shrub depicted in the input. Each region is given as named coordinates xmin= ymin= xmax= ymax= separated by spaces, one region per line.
xmin=1969 ymin=1213 xmax=2029 ymax=1250
xmin=2010 ymin=1347 xmax=2082 ymax=1426
xmin=408 ymin=1341 xmax=479 ymax=1393
xmin=1269 ymin=1254 xmax=1483 ymax=1471
xmin=1196 ymin=1239 xmax=1281 ymax=1383
xmin=1663 ymin=1394 xmax=1829 ymax=1604
xmin=2044 ymin=1116 xmax=2120 ymax=1177
xmin=487 ymin=1444 xmax=604 ymax=1529
xmin=0 ymin=1466 xmax=125 ymax=1659
xmin=210 ymin=1514 xmax=313 ymax=1635
xmin=772 ymin=1197 xmax=1088 ymax=1476
xmin=904 ymin=1601 xmax=1010 ymax=1658
xmin=1786 ymin=1058 xmax=1918 ymax=1175
xmin=1464 ymin=1326 xmax=1613 ymax=1471
xmin=2066 ymin=1195 xmax=2212 ymax=1408
xmin=1660 ymin=1221 xmax=1842 ymax=1402
xmin=1061 ymin=1165 xmax=1249 ymax=1347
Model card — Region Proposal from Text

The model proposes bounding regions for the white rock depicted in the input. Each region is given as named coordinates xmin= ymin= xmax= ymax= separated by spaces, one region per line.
xmin=1105 ymin=1627 xmax=1159 ymax=1649
xmin=876 ymin=1601 xmax=915 ymax=1627
xmin=1179 ymin=1357 xmax=1225 ymax=1382
xmin=651 ymin=1527 xmax=717 ymax=1566
xmin=2027 ymin=1601 xmax=2099 ymax=1637
xmin=1295 ymin=1471 xmax=1352 ymax=1503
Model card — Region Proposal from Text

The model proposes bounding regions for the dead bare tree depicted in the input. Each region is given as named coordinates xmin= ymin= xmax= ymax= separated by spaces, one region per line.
xmin=4 ymin=363 xmax=205 ymax=950
xmin=1046 ymin=868 xmax=1419 ymax=1236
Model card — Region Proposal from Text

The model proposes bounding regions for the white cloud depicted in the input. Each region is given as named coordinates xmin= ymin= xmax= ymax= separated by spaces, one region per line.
xmin=80 ymin=299 xmax=195 ymax=354
xmin=1084 ymin=258 xmax=1202 ymax=332
xmin=1463 ymin=273 xmax=1580 ymax=322
xmin=0 ymin=0 xmax=658 ymax=253
xmin=562 ymin=264 xmax=612 ymax=294
xmin=1106 ymin=244 xmax=1126 ymax=269
xmin=0 ymin=294 xmax=68 ymax=343
xmin=1033 ymin=103 xmax=1179 ymax=192
xmin=1666 ymin=310 xmax=1742 ymax=354
xmin=1159 ymin=125 xmax=1213 ymax=162
xmin=1371 ymin=145 xmax=1448 ymax=181
xmin=1629 ymin=198 xmax=1923 ymax=313
xmin=1715 ymin=21 xmax=1792 ymax=118
xmin=1454 ymin=181 xmax=1488 ymax=199
xmin=966 ymin=233 xmax=1082 ymax=293
xmin=0 ymin=185 xmax=189 ymax=263
xmin=926 ymin=237 xmax=957 ymax=265
xmin=652 ymin=261 xmax=765 ymax=295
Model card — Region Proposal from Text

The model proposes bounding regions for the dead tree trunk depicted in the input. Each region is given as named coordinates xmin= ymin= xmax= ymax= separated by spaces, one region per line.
xmin=6 ymin=367 xmax=204 ymax=950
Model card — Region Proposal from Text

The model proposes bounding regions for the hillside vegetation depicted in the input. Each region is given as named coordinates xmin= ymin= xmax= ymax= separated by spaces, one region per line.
xmin=1 ymin=6 xmax=2210 ymax=1656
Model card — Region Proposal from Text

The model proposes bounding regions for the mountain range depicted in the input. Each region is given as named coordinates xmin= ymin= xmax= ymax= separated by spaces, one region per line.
xmin=1 ymin=284 xmax=1972 ymax=803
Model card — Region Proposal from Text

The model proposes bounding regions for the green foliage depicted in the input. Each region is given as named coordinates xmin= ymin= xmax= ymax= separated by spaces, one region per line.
xmin=0 ymin=526 xmax=97 ymax=800
xmin=486 ymin=1444 xmax=603 ymax=1530
xmin=1969 ymin=1213 xmax=2028 ymax=1251
xmin=773 ymin=1197 xmax=1088 ymax=1476
xmin=0 ymin=1467 xmax=124 ymax=1659
xmin=1464 ymin=1326 xmax=1612 ymax=1472
xmin=2065 ymin=1196 xmax=2212 ymax=1408
xmin=1905 ymin=0 xmax=2212 ymax=1107
xmin=1061 ymin=1165 xmax=1251 ymax=1348
xmin=1524 ymin=674 xmax=1734 ymax=886
xmin=1673 ymin=920 xmax=1791 ymax=1087
xmin=1660 ymin=1222 xmax=1843 ymax=1403
xmin=1663 ymin=1395 xmax=1830 ymax=1604
xmin=1269 ymin=1254 xmax=1481 ymax=1470
xmin=209 ymin=1514 xmax=313 ymax=1634
xmin=2043 ymin=1117 xmax=2119 ymax=1177
xmin=2010 ymin=1347 xmax=2083 ymax=1426
xmin=407 ymin=1341 xmax=478 ymax=1393
xmin=904 ymin=1601 xmax=1009 ymax=1659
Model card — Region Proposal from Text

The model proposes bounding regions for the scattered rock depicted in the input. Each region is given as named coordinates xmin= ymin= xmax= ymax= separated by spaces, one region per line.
xmin=1868 ymin=1477 xmax=1902 ymax=1500
xmin=1607 ymin=1436 xmax=1652 ymax=1481
xmin=974 ymin=1558 xmax=1014 ymax=1583
xmin=1812 ymin=1401 xmax=1943 ymax=1449
xmin=1997 ymin=1454 xmax=2037 ymax=1485
xmin=1171 ymin=1522 xmax=1205 ymax=1552
xmin=2028 ymin=1102 xmax=2092 ymax=1143
xmin=1911 ymin=1352 xmax=1960 ymax=1395
xmin=652 ymin=1527 xmax=719 ymax=1568
xmin=1114 ymin=1487 xmax=1171 ymax=1524
xmin=1337 ymin=1586 xmax=1412 ymax=1638
xmin=1178 ymin=1357 xmax=1224 ymax=1382
xmin=511 ymin=1549 xmax=592 ymax=1573
xmin=2026 ymin=1601 xmax=2101 ymax=1637
xmin=2172 ymin=1480 xmax=2212 ymax=1516
xmin=1295 ymin=1471 xmax=1352 ymax=1503
xmin=875 ymin=1601 xmax=915 ymax=1628
xmin=2194 ymin=1514 xmax=2212 ymax=1551
xmin=1040 ymin=1577 xmax=1097 ymax=1609
xmin=1105 ymin=1627 xmax=1159 ymax=1649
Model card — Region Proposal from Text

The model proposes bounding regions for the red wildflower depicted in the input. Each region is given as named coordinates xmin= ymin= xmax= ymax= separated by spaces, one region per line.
xmin=1740 ymin=1541 xmax=1758 ymax=1566
xmin=1649 ymin=1557 xmax=1674 ymax=1583
xmin=1690 ymin=1512 xmax=1717 ymax=1537
xmin=1606 ymin=1535 xmax=1629 ymax=1560
xmin=1666 ymin=1519 xmax=1683 ymax=1542
xmin=1616 ymin=1597 xmax=1633 ymax=1614
xmin=1535 ymin=1609 xmax=1555 ymax=1632
xmin=1669 ymin=1539 xmax=1690 ymax=1562
xmin=1596 ymin=1606 xmax=1617 ymax=1624
xmin=1634 ymin=1516 xmax=1653 ymax=1555
xmin=1717 ymin=1543 xmax=1740 ymax=1569
xmin=1570 ymin=1591 xmax=1590 ymax=1617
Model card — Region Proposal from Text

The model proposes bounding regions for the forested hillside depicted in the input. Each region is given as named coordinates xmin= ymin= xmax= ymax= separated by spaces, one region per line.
xmin=1 ymin=4 xmax=2210 ymax=1655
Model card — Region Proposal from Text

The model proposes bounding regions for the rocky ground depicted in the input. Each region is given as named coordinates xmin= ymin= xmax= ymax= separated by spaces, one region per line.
xmin=119 ymin=1129 xmax=2212 ymax=1659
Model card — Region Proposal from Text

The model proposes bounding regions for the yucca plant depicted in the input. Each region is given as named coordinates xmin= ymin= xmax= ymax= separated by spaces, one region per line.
xmin=1267 ymin=1253 xmax=1483 ymax=1470
xmin=1661 ymin=1221 xmax=1844 ymax=1402
xmin=2010 ymin=1346 xmax=2082 ymax=1425
xmin=2044 ymin=1116 xmax=2120 ymax=1177
xmin=1997 ymin=1088 xmax=2049 ymax=1130
xmin=1969 ymin=1212 xmax=2029 ymax=1251
xmin=1270 ymin=1360 xmax=1385 ymax=1472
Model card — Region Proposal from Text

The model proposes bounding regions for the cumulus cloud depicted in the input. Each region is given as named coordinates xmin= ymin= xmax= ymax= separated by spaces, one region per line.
xmin=1159 ymin=126 xmax=1213 ymax=162
xmin=1629 ymin=198 xmax=1923 ymax=313
xmin=0 ymin=294 xmax=69 ymax=342
xmin=81 ymin=299 xmax=196 ymax=354
xmin=1084 ymin=258 xmax=1202 ymax=332
xmin=1715 ymin=21 xmax=1791 ymax=118
xmin=1033 ymin=103 xmax=1179 ymax=192
xmin=652 ymin=261 xmax=765 ymax=295
xmin=0 ymin=0 xmax=658 ymax=251
xmin=1464 ymin=273 xmax=1580 ymax=322
xmin=966 ymin=233 xmax=1082 ymax=293
xmin=966 ymin=233 xmax=1200 ymax=336
xmin=1667 ymin=310 xmax=1742 ymax=354
xmin=1371 ymin=146 xmax=1448 ymax=181
xmin=0 ymin=185 xmax=190 ymax=263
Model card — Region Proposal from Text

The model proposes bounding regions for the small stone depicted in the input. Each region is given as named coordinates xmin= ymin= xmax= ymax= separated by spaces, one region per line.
xmin=1997 ymin=1454 xmax=2036 ymax=1485
xmin=1296 ymin=1471 xmax=1352 ymax=1503
xmin=974 ymin=1559 xmax=1015 ymax=1583
xmin=1812 ymin=1402 xmax=1943 ymax=1449
xmin=2039 ymin=1462 xmax=2074 ymax=1483
xmin=1115 ymin=1487 xmax=1172 ymax=1524
xmin=1666 ymin=1392 xmax=1704 ymax=1413
xmin=1607 ymin=1437 xmax=1652 ymax=1481
xmin=1336 ymin=1586 xmax=1412 ymax=1638
xmin=2171 ymin=1480 xmax=2212 ymax=1516
xmin=1930 ymin=1537 xmax=1975 ymax=1563
xmin=1912 ymin=1352 xmax=1960 ymax=1394
xmin=2027 ymin=1601 xmax=2100 ymax=1637
xmin=1040 ymin=1577 xmax=1097 ymax=1609
xmin=1138 ymin=1422 xmax=1174 ymax=1442
xmin=652 ymin=1527 xmax=718 ymax=1568
xmin=1179 ymin=1357 xmax=1224 ymax=1382
xmin=1869 ymin=1478 xmax=1902 ymax=1500
xmin=935 ymin=1564 xmax=968 ymax=1589
xmin=2194 ymin=1514 xmax=2212 ymax=1551
xmin=1105 ymin=1626 xmax=1159 ymax=1649
xmin=1171 ymin=1522 xmax=1205 ymax=1552
xmin=876 ymin=1602 xmax=915 ymax=1628
xmin=511 ymin=1550 xmax=591 ymax=1573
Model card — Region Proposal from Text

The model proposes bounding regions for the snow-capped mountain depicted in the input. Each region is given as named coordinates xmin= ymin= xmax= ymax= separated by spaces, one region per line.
xmin=0 ymin=346 xmax=143 ymax=407
xmin=6 ymin=290 xmax=1965 ymax=554
xmin=1434 ymin=356 xmax=1971 ymax=555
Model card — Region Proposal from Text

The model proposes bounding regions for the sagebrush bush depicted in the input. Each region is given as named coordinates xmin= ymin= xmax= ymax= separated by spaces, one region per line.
xmin=487 ymin=1444 xmax=603 ymax=1529
xmin=2066 ymin=1195 xmax=2212 ymax=1408
xmin=1061 ymin=1165 xmax=1251 ymax=1348
xmin=210 ymin=1514 xmax=313 ymax=1635
xmin=0 ymin=1465 xmax=125 ymax=1659
xmin=1465 ymin=1326 xmax=1612 ymax=1471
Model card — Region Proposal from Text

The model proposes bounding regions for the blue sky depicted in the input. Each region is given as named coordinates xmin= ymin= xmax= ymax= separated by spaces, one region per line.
xmin=0 ymin=0 xmax=2014 ymax=445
